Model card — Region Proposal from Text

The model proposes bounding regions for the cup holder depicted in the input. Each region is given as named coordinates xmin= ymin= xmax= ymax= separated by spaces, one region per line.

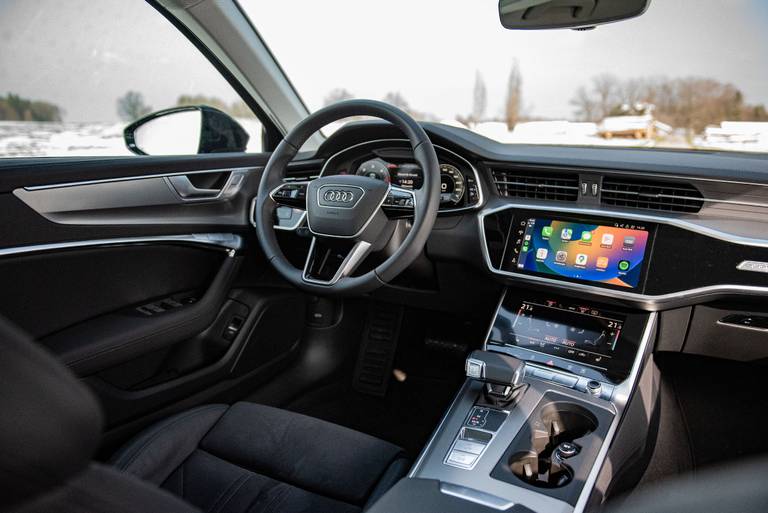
xmin=508 ymin=402 xmax=599 ymax=489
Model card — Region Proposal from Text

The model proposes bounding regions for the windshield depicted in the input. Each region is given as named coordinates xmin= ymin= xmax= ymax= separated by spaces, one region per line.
xmin=242 ymin=0 xmax=768 ymax=153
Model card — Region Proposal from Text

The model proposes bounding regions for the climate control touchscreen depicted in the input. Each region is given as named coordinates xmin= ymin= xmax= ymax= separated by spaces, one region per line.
xmin=510 ymin=217 xmax=651 ymax=289
xmin=488 ymin=296 xmax=639 ymax=383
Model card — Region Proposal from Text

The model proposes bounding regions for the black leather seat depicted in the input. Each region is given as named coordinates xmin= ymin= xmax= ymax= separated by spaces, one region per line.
xmin=0 ymin=316 xmax=407 ymax=513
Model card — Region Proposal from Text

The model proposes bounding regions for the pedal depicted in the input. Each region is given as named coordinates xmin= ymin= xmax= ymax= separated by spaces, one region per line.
xmin=352 ymin=302 xmax=404 ymax=396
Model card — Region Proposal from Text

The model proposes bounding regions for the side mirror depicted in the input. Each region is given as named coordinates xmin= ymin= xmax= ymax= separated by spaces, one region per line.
xmin=124 ymin=105 xmax=250 ymax=156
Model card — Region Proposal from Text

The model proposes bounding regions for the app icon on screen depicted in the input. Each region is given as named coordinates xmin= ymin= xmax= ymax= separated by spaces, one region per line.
xmin=596 ymin=256 xmax=609 ymax=269
xmin=623 ymin=236 xmax=636 ymax=248
xmin=618 ymin=260 xmax=631 ymax=271
xmin=575 ymin=253 xmax=588 ymax=266
xmin=560 ymin=228 xmax=573 ymax=241
xmin=542 ymin=226 xmax=553 ymax=238
xmin=536 ymin=248 xmax=548 ymax=260
xmin=601 ymin=233 xmax=614 ymax=246
xmin=581 ymin=231 xmax=593 ymax=242
xmin=555 ymin=251 xmax=568 ymax=263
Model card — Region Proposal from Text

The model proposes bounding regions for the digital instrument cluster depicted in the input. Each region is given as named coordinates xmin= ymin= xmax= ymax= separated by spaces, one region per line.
xmin=355 ymin=157 xmax=473 ymax=206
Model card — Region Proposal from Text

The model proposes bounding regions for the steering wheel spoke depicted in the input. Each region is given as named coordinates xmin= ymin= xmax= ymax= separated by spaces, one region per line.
xmin=270 ymin=181 xmax=308 ymax=230
xmin=302 ymin=237 xmax=372 ymax=285
xmin=382 ymin=185 xmax=416 ymax=218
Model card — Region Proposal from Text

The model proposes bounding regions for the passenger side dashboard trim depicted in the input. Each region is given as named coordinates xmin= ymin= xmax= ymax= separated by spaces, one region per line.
xmin=479 ymin=202 xmax=768 ymax=309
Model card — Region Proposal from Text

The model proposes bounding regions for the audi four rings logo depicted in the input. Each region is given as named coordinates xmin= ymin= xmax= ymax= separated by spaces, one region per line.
xmin=322 ymin=189 xmax=354 ymax=203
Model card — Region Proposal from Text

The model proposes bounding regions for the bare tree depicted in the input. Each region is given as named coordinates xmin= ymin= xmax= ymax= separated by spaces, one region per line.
xmin=570 ymin=73 xmax=768 ymax=135
xmin=592 ymin=74 xmax=620 ymax=120
xmin=323 ymin=88 xmax=354 ymax=106
xmin=383 ymin=91 xmax=411 ymax=111
xmin=117 ymin=91 xmax=151 ymax=122
xmin=505 ymin=60 xmax=523 ymax=130
xmin=570 ymin=85 xmax=597 ymax=122
xmin=472 ymin=71 xmax=487 ymax=123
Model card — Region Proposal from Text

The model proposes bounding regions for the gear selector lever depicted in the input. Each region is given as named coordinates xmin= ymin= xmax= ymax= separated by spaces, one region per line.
xmin=465 ymin=350 xmax=527 ymax=406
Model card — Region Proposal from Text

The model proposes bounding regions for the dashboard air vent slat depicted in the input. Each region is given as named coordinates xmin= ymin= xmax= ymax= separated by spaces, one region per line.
xmin=601 ymin=177 xmax=704 ymax=213
xmin=491 ymin=168 xmax=579 ymax=202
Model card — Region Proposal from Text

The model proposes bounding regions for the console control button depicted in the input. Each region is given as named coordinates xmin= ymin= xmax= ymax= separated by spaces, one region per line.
xmin=467 ymin=407 xmax=489 ymax=428
xmin=586 ymin=380 xmax=603 ymax=396
xmin=555 ymin=441 xmax=579 ymax=459
xmin=454 ymin=439 xmax=485 ymax=455
xmin=447 ymin=450 xmax=478 ymax=467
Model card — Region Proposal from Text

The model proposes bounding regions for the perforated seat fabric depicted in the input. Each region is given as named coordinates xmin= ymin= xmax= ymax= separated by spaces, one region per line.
xmin=110 ymin=402 xmax=410 ymax=513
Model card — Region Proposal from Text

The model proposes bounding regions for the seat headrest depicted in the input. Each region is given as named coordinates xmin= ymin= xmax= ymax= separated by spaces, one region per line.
xmin=0 ymin=316 xmax=103 ymax=508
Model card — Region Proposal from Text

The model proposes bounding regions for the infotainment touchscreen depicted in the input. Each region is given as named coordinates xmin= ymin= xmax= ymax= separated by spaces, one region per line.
xmin=510 ymin=217 xmax=651 ymax=289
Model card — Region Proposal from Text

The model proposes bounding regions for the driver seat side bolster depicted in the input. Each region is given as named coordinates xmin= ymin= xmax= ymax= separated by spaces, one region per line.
xmin=111 ymin=402 xmax=410 ymax=513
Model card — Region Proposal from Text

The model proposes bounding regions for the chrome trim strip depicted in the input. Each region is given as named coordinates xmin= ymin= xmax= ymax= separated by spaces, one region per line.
xmin=478 ymin=203 xmax=768 ymax=307
xmin=23 ymin=166 xmax=260 ymax=191
xmin=715 ymin=319 xmax=768 ymax=333
xmin=574 ymin=312 xmax=657 ymax=512
xmin=440 ymin=483 xmax=516 ymax=511
xmin=737 ymin=260 xmax=768 ymax=274
xmin=0 ymin=233 xmax=243 ymax=257
xmin=319 ymin=138 xmax=485 ymax=213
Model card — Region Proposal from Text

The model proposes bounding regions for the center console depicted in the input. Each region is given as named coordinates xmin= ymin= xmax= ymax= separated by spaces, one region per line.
xmin=369 ymin=290 xmax=657 ymax=513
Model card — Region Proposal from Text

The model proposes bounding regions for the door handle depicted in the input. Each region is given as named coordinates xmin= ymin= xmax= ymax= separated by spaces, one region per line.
xmin=166 ymin=170 xmax=246 ymax=201
xmin=167 ymin=175 xmax=222 ymax=199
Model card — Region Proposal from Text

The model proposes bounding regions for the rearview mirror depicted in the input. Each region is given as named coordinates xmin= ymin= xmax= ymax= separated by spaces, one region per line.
xmin=124 ymin=105 xmax=250 ymax=156
xmin=498 ymin=0 xmax=649 ymax=30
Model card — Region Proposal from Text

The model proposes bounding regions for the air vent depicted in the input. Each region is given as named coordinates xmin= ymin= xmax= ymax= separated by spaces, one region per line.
xmin=601 ymin=177 xmax=704 ymax=213
xmin=491 ymin=168 xmax=579 ymax=201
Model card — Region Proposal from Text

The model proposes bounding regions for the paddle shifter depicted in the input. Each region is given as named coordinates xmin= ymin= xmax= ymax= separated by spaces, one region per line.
xmin=465 ymin=350 xmax=527 ymax=406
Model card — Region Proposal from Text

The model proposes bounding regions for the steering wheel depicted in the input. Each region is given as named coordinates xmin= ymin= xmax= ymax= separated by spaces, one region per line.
xmin=254 ymin=100 xmax=441 ymax=295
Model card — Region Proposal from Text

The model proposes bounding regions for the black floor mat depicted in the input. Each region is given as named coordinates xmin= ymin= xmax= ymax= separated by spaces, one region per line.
xmin=286 ymin=375 xmax=461 ymax=458
xmin=658 ymin=353 xmax=768 ymax=468
xmin=635 ymin=352 xmax=768 ymax=492
xmin=286 ymin=307 xmax=484 ymax=458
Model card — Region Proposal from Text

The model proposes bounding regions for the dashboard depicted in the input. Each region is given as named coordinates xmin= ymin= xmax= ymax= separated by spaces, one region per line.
xmin=273 ymin=121 xmax=768 ymax=312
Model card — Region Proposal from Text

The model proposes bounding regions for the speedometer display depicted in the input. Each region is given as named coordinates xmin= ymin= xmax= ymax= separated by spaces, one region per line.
xmin=440 ymin=164 xmax=465 ymax=205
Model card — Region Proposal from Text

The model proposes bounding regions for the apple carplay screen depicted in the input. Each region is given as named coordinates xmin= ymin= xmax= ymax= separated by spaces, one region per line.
xmin=503 ymin=214 xmax=653 ymax=290
xmin=488 ymin=297 xmax=641 ymax=383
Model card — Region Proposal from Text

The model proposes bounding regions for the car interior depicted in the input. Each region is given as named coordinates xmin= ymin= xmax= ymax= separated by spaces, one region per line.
xmin=2 ymin=1 xmax=768 ymax=512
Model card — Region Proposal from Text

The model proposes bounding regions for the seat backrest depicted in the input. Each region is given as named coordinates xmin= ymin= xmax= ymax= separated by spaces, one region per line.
xmin=0 ymin=316 xmax=103 ymax=509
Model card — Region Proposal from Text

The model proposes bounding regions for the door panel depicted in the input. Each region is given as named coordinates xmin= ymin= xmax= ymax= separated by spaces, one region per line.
xmin=0 ymin=152 xmax=308 ymax=432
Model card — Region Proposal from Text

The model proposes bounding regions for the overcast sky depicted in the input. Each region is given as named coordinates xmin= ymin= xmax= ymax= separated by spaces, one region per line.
xmin=1 ymin=0 xmax=766 ymax=123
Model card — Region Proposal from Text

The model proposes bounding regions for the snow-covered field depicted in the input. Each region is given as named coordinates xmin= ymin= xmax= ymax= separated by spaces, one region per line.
xmin=0 ymin=118 xmax=264 ymax=157
xmin=1 ymin=119 xmax=766 ymax=158
xmin=0 ymin=121 xmax=132 ymax=157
